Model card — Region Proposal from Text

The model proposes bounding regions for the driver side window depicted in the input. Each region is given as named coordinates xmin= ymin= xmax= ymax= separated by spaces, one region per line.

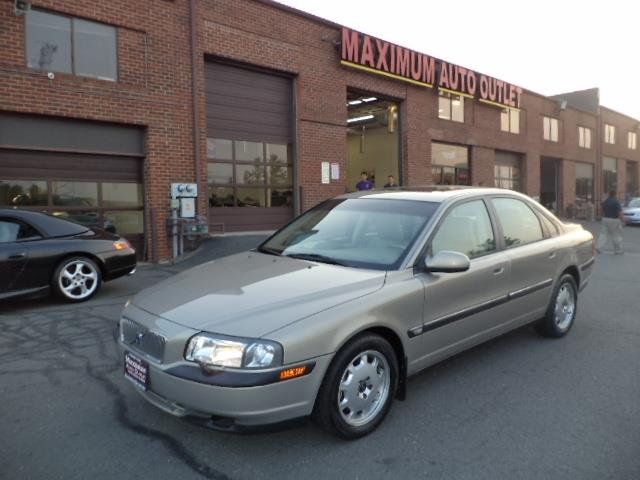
xmin=0 ymin=220 xmax=21 ymax=243
xmin=431 ymin=200 xmax=496 ymax=259
xmin=0 ymin=218 xmax=41 ymax=243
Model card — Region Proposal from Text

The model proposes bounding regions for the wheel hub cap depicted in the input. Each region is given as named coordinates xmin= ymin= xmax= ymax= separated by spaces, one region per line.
xmin=337 ymin=350 xmax=390 ymax=427
xmin=58 ymin=260 xmax=98 ymax=300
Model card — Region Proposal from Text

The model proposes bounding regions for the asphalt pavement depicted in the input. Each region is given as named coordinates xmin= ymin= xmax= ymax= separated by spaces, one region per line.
xmin=1 ymin=225 xmax=639 ymax=480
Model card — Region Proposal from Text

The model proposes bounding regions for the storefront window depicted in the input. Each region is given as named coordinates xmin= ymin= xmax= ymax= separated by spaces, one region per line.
xmin=237 ymin=188 xmax=265 ymax=207
xmin=236 ymin=164 xmax=265 ymax=185
xmin=431 ymin=142 xmax=470 ymax=185
xmin=494 ymin=166 xmax=521 ymax=191
xmin=0 ymin=180 xmax=48 ymax=206
xmin=102 ymin=183 xmax=143 ymax=208
xmin=266 ymin=144 xmax=288 ymax=164
xmin=52 ymin=181 xmax=98 ymax=207
xmin=207 ymin=138 xmax=233 ymax=160
xmin=104 ymin=210 xmax=144 ymax=235
xmin=268 ymin=188 xmax=293 ymax=207
xmin=575 ymin=162 xmax=594 ymax=203
xmin=207 ymin=139 xmax=293 ymax=208
xmin=235 ymin=141 xmax=264 ymax=162
xmin=209 ymin=186 xmax=235 ymax=207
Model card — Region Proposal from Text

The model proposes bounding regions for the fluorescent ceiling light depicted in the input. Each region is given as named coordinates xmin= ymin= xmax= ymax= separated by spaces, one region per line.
xmin=347 ymin=100 xmax=363 ymax=106
xmin=361 ymin=97 xmax=377 ymax=103
xmin=347 ymin=114 xmax=375 ymax=123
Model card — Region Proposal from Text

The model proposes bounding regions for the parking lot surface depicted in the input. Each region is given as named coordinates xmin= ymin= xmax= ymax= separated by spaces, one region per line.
xmin=1 ymin=226 xmax=639 ymax=480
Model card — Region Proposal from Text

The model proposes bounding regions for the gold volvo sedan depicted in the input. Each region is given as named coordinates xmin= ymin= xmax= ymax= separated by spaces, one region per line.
xmin=117 ymin=189 xmax=595 ymax=439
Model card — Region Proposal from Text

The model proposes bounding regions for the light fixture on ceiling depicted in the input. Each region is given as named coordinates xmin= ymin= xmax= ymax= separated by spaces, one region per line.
xmin=347 ymin=114 xmax=374 ymax=124
xmin=347 ymin=100 xmax=363 ymax=106
xmin=361 ymin=97 xmax=378 ymax=103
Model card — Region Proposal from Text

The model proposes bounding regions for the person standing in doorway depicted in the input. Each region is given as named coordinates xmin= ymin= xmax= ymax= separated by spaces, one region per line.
xmin=355 ymin=171 xmax=374 ymax=191
xmin=597 ymin=190 xmax=625 ymax=254
xmin=384 ymin=175 xmax=398 ymax=188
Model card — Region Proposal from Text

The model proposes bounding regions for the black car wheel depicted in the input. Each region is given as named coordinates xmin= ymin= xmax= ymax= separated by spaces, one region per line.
xmin=535 ymin=274 xmax=578 ymax=338
xmin=313 ymin=333 xmax=398 ymax=439
xmin=52 ymin=256 xmax=102 ymax=302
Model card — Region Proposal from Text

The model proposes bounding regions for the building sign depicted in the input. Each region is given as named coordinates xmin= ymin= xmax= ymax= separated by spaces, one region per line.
xmin=340 ymin=28 xmax=523 ymax=109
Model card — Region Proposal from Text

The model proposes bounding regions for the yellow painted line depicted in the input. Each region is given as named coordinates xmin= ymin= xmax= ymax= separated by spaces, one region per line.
xmin=438 ymin=87 xmax=474 ymax=99
xmin=340 ymin=60 xmax=433 ymax=88
xmin=479 ymin=98 xmax=521 ymax=111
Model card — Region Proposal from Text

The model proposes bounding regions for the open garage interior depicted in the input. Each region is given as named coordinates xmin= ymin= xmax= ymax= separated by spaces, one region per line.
xmin=346 ymin=91 xmax=400 ymax=191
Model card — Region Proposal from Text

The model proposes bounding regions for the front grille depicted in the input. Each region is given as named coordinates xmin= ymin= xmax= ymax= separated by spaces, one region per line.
xmin=120 ymin=316 xmax=166 ymax=363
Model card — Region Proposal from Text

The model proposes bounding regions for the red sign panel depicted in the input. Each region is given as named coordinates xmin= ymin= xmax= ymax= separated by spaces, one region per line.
xmin=340 ymin=28 xmax=523 ymax=109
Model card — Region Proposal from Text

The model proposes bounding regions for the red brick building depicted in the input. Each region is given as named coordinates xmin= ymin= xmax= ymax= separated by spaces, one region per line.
xmin=1 ymin=0 xmax=639 ymax=261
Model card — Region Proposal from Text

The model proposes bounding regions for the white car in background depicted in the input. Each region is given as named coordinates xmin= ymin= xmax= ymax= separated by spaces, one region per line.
xmin=623 ymin=198 xmax=640 ymax=225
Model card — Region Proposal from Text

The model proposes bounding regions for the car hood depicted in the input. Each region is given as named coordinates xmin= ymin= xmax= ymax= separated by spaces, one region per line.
xmin=133 ymin=252 xmax=386 ymax=337
xmin=623 ymin=207 xmax=640 ymax=214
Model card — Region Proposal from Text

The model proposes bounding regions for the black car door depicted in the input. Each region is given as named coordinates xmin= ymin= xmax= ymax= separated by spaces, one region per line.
xmin=0 ymin=218 xmax=30 ymax=292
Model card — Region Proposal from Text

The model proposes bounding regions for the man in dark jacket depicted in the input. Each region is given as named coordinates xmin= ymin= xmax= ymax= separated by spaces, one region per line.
xmin=597 ymin=190 xmax=624 ymax=254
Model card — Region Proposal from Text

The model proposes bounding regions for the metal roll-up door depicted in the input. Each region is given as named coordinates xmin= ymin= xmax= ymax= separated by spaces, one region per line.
xmin=205 ymin=61 xmax=294 ymax=232
xmin=0 ymin=114 xmax=146 ymax=257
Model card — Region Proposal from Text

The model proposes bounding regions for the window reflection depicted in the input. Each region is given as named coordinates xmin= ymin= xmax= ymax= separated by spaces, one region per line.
xmin=104 ymin=211 xmax=144 ymax=234
xmin=52 ymin=181 xmax=98 ymax=207
xmin=0 ymin=180 xmax=48 ymax=206
xmin=237 ymin=188 xmax=265 ymax=207
xmin=102 ymin=183 xmax=143 ymax=208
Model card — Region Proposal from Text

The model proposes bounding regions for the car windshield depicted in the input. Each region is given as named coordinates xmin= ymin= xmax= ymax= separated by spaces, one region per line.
xmin=628 ymin=199 xmax=640 ymax=208
xmin=259 ymin=198 xmax=439 ymax=270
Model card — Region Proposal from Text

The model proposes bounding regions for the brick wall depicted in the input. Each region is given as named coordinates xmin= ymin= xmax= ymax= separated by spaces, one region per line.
xmin=0 ymin=0 xmax=196 ymax=260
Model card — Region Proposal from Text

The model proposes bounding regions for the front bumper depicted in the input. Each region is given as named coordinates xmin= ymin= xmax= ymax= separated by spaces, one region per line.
xmin=119 ymin=342 xmax=332 ymax=426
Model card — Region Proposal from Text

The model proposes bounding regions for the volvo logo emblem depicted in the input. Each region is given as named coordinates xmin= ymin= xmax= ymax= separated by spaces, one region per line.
xmin=132 ymin=332 xmax=145 ymax=345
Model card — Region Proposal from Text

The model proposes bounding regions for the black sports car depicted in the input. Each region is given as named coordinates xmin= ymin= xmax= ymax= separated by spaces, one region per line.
xmin=1 ymin=209 xmax=137 ymax=302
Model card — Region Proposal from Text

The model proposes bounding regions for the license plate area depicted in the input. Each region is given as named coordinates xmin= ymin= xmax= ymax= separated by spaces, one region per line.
xmin=124 ymin=351 xmax=149 ymax=391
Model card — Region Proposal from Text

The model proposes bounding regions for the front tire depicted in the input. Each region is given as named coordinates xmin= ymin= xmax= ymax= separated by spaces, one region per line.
xmin=535 ymin=274 xmax=578 ymax=338
xmin=52 ymin=256 xmax=102 ymax=303
xmin=313 ymin=333 xmax=398 ymax=439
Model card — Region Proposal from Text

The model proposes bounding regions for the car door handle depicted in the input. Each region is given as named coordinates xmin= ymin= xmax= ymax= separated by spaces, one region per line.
xmin=493 ymin=267 xmax=504 ymax=275
xmin=9 ymin=253 xmax=27 ymax=260
xmin=548 ymin=252 xmax=556 ymax=259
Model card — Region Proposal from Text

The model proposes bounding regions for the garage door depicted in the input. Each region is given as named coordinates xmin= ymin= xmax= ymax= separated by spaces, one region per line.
xmin=205 ymin=61 xmax=294 ymax=232
xmin=0 ymin=114 xmax=145 ymax=256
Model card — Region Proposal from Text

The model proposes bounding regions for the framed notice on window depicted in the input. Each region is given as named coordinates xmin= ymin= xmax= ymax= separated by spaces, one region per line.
xmin=321 ymin=162 xmax=330 ymax=184
xmin=330 ymin=163 xmax=340 ymax=180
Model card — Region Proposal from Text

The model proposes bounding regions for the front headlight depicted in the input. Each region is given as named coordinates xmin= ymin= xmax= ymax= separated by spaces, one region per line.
xmin=184 ymin=333 xmax=283 ymax=370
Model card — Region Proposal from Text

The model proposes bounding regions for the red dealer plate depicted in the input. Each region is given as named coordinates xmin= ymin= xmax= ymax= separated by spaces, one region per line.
xmin=124 ymin=351 xmax=149 ymax=391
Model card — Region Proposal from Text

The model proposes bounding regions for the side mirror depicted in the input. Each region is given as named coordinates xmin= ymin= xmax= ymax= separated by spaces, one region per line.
xmin=425 ymin=251 xmax=470 ymax=273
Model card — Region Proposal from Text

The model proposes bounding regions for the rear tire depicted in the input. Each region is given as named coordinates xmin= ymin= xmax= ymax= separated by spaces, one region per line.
xmin=535 ymin=274 xmax=577 ymax=338
xmin=313 ymin=333 xmax=398 ymax=439
xmin=52 ymin=256 xmax=102 ymax=303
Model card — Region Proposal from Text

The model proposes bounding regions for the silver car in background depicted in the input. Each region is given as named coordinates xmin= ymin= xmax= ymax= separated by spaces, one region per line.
xmin=623 ymin=197 xmax=640 ymax=225
xmin=117 ymin=188 xmax=595 ymax=439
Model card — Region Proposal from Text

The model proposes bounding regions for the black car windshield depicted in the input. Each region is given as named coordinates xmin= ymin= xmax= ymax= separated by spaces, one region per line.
xmin=259 ymin=198 xmax=439 ymax=270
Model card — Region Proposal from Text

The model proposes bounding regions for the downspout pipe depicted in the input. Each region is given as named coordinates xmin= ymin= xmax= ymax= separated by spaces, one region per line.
xmin=189 ymin=0 xmax=202 ymax=212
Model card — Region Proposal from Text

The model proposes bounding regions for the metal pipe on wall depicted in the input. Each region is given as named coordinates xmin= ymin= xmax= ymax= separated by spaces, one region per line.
xmin=189 ymin=0 xmax=202 ymax=213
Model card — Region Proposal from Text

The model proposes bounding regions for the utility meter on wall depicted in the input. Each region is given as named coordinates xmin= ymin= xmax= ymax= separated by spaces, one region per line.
xmin=171 ymin=183 xmax=198 ymax=218
xmin=171 ymin=183 xmax=198 ymax=199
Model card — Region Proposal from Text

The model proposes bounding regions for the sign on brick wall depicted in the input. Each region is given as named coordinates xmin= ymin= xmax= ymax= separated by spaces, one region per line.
xmin=340 ymin=28 xmax=523 ymax=110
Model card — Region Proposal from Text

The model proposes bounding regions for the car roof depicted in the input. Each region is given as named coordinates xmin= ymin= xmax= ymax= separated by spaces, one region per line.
xmin=336 ymin=187 xmax=519 ymax=203
xmin=0 ymin=208 xmax=91 ymax=237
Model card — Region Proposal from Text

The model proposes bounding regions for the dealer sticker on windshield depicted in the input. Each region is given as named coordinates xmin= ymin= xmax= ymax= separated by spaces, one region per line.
xmin=124 ymin=351 xmax=149 ymax=391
